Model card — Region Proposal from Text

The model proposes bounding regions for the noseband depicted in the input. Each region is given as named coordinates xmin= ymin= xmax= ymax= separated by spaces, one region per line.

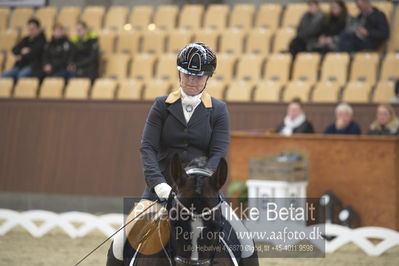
xmin=174 ymin=256 xmax=212 ymax=266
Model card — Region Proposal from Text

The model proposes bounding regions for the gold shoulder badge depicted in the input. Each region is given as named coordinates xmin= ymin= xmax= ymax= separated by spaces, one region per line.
xmin=165 ymin=90 xmax=180 ymax=104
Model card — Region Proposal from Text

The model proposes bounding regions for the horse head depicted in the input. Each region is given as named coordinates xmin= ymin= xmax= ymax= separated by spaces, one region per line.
xmin=168 ymin=153 xmax=228 ymax=266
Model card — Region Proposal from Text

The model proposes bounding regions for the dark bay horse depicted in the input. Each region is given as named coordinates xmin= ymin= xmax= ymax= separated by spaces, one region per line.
xmin=128 ymin=154 xmax=238 ymax=266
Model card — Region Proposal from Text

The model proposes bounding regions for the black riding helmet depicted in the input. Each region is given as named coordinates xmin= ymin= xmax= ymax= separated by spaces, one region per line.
xmin=177 ymin=42 xmax=217 ymax=76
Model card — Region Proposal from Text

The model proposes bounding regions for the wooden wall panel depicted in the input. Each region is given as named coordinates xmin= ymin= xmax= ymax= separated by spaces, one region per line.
xmin=227 ymin=102 xmax=399 ymax=134
xmin=229 ymin=133 xmax=399 ymax=230
xmin=0 ymin=100 xmax=152 ymax=197
xmin=0 ymin=99 xmax=398 ymax=209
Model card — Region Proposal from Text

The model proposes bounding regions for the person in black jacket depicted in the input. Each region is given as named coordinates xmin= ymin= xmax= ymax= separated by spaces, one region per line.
xmin=67 ymin=21 xmax=99 ymax=80
xmin=276 ymin=98 xmax=315 ymax=135
xmin=389 ymin=80 xmax=399 ymax=104
xmin=324 ymin=103 xmax=361 ymax=135
xmin=41 ymin=23 xmax=72 ymax=78
xmin=106 ymin=43 xmax=259 ymax=266
xmin=289 ymin=0 xmax=324 ymax=56
xmin=1 ymin=18 xmax=46 ymax=79
xmin=310 ymin=0 xmax=350 ymax=53
xmin=337 ymin=0 xmax=389 ymax=52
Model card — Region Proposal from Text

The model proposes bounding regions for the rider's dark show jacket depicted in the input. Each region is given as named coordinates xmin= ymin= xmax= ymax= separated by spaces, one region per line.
xmin=140 ymin=90 xmax=230 ymax=200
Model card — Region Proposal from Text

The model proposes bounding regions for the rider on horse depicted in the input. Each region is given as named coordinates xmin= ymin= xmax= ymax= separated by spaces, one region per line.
xmin=106 ymin=43 xmax=259 ymax=266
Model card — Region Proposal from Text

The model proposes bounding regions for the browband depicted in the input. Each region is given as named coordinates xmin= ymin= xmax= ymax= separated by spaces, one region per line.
xmin=185 ymin=168 xmax=213 ymax=177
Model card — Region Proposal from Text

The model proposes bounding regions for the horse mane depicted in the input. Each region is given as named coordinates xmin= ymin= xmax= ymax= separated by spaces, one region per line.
xmin=184 ymin=156 xmax=211 ymax=195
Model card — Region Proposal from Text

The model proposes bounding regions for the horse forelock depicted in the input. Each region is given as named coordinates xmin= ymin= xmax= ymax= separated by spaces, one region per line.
xmin=184 ymin=156 xmax=211 ymax=196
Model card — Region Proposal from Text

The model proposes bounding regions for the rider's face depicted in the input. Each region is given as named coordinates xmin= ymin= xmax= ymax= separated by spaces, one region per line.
xmin=180 ymin=72 xmax=208 ymax=96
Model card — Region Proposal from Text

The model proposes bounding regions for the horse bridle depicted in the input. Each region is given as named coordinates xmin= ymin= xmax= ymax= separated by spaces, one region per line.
xmin=173 ymin=193 xmax=224 ymax=219
xmin=166 ymin=167 xmax=224 ymax=266
xmin=174 ymin=256 xmax=213 ymax=266
xmin=166 ymin=167 xmax=223 ymax=218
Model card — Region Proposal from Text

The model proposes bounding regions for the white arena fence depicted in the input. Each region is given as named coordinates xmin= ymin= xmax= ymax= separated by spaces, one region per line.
xmin=0 ymin=209 xmax=398 ymax=256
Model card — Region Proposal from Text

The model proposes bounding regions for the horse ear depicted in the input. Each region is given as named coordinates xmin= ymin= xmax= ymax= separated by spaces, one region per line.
xmin=213 ymin=158 xmax=228 ymax=191
xmin=170 ymin=153 xmax=186 ymax=187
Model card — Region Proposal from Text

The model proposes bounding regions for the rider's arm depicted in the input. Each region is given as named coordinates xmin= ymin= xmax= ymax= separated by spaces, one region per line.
xmin=206 ymin=100 xmax=230 ymax=171
xmin=140 ymin=97 xmax=167 ymax=193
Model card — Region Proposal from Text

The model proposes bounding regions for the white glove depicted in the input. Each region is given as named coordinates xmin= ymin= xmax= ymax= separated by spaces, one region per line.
xmin=154 ymin=183 xmax=172 ymax=201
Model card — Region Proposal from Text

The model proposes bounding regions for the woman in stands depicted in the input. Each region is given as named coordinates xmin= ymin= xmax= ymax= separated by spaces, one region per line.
xmin=310 ymin=0 xmax=350 ymax=53
xmin=276 ymin=98 xmax=315 ymax=135
xmin=67 ymin=21 xmax=99 ymax=81
xmin=289 ymin=0 xmax=324 ymax=56
xmin=106 ymin=43 xmax=259 ymax=266
xmin=367 ymin=104 xmax=399 ymax=136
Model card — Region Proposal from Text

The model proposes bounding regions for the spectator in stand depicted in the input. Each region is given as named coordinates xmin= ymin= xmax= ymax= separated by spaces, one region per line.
xmin=1 ymin=18 xmax=46 ymax=79
xmin=324 ymin=103 xmax=361 ymax=135
xmin=41 ymin=23 xmax=72 ymax=78
xmin=67 ymin=21 xmax=99 ymax=80
xmin=276 ymin=98 xmax=315 ymax=136
xmin=337 ymin=0 xmax=389 ymax=52
xmin=289 ymin=0 xmax=324 ymax=57
xmin=310 ymin=0 xmax=351 ymax=53
xmin=368 ymin=104 xmax=399 ymax=136
xmin=389 ymin=80 xmax=399 ymax=104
